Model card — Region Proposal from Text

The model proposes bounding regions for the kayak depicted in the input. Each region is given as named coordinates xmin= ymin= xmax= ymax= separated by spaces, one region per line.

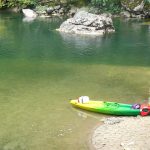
xmin=70 ymin=97 xmax=150 ymax=116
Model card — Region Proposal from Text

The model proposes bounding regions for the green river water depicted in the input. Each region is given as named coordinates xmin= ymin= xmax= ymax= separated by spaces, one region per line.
xmin=0 ymin=12 xmax=150 ymax=150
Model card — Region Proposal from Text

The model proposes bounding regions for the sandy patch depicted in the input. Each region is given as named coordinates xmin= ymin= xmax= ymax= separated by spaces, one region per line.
xmin=91 ymin=116 xmax=150 ymax=150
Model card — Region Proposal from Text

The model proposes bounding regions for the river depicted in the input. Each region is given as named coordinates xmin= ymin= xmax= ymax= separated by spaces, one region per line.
xmin=0 ymin=12 xmax=150 ymax=150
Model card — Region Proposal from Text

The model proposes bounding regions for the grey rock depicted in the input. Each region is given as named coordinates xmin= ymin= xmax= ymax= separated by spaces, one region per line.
xmin=133 ymin=1 xmax=144 ymax=12
xmin=103 ymin=117 xmax=124 ymax=125
xmin=120 ymin=11 xmax=131 ymax=18
xmin=144 ymin=11 xmax=150 ymax=18
xmin=22 ymin=9 xmax=37 ymax=18
xmin=46 ymin=7 xmax=54 ymax=14
xmin=59 ymin=8 xmax=65 ymax=14
xmin=57 ymin=11 xmax=115 ymax=35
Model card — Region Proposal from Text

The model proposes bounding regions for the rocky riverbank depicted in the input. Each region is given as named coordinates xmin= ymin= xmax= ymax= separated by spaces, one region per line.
xmin=1 ymin=0 xmax=150 ymax=19
xmin=91 ymin=116 xmax=150 ymax=150
xmin=27 ymin=0 xmax=150 ymax=19
xmin=120 ymin=0 xmax=150 ymax=18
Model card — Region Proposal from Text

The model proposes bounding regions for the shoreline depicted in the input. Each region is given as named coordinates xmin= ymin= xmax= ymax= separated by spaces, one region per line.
xmin=90 ymin=116 xmax=150 ymax=150
xmin=89 ymin=122 xmax=103 ymax=150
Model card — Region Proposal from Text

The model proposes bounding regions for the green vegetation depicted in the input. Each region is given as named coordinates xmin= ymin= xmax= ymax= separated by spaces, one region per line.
xmin=0 ymin=0 xmax=121 ymax=13
xmin=0 ymin=0 xmax=150 ymax=14
xmin=90 ymin=0 xmax=121 ymax=13
xmin=0 ymin=0 xmax=89 ymax=8
xmin=0 ymin=0 xmax=37 ymax=8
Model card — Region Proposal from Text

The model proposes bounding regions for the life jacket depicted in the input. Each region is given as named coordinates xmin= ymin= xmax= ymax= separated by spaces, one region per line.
xmin=140 ymin=104 xmax=150 ymax=116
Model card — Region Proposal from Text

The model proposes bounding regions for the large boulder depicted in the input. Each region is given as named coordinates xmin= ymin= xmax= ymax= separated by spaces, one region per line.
xmin=57 ymin=11 xmax=115 ymax=35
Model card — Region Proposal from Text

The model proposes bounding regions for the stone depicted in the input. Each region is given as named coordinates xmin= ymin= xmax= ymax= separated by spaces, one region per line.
xmin=120 ymin=11 xmax=131 ymax=18
xmin=103 ymin=117 xmax=124 ymax=125
xmin=59 ymin=8 xmax=65 ymax=14
xmin=57 ymin=11 xmax=115 ymax=35
xmin=46 ymin=7 xmax=54 ymax=15
xmin=22 ymin=9 xmax=37 ymax=18
xmin=144 ymin=11 xmax=150 ymax=18
xmin=133 ymin=1 xmax=144 ymax=13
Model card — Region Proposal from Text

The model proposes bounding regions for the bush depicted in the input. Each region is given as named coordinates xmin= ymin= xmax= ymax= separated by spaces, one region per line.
xmin=0 ymin=0 xmax=37 ymax=8
xmin=0 ymin=0 xmax=122 ymax=12
xmin=90 ymin=0 xmax=121 ymax=13
xmin=0 ymin=1 xmax=6 ymax=8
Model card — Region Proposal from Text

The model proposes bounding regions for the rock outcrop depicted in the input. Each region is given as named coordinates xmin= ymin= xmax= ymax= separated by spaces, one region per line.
xmin=57 ymin=11 xmax=115 ymax=35
xmin=121 ymin=0 xmax=150 ymax=18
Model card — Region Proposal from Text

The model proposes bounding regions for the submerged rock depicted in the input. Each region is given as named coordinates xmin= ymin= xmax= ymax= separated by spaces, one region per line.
xmin=57 ymin=11 xmax=115 ymax=35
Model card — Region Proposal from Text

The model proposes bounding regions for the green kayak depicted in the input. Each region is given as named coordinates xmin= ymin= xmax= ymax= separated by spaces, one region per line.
xmin=70 ymin=99 xmax=140 ymax=116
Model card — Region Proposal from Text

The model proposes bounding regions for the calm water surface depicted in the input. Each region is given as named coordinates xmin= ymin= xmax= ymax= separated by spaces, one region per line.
xmin=0 ymin=12 xmax=150 ymax=150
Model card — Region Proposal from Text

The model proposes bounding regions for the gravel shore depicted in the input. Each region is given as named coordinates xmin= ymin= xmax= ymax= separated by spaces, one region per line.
xmin=91 ymin=116 xmax=150 ymax=150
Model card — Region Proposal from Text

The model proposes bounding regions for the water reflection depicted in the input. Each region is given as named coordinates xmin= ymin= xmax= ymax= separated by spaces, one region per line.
xmin=58 ymin=32 xmax=106 ymax=58
xmin=22 ymin=17 xmax=36 ymax=22
xmin=59 ymin=32 xmax=104 ymax=49
xmin=71 ymin=107 xmax=103 ymax=121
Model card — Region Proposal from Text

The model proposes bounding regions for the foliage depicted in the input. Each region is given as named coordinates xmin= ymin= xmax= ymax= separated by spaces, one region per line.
xmin=90 ymin=0 xmax=121 ymax=13
xmin=0 ymin=0 xmax=91 ymax=8
xmin=0 ymin=0 xmax=38 ymax=8
xmin=68 ymin=0 xmax=90 ymax=6
xmin=144 ymin=0 xmax=150 ymax=10
xmin=145 ymin=0 xmax=150 ymax=3
xmin=0 ymin=0 xmax=6 ymax=8
xmin=91 ymin=0 xmax=120 ymax=6
xmin=0 ymin=0 xmax=149 ymax=12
